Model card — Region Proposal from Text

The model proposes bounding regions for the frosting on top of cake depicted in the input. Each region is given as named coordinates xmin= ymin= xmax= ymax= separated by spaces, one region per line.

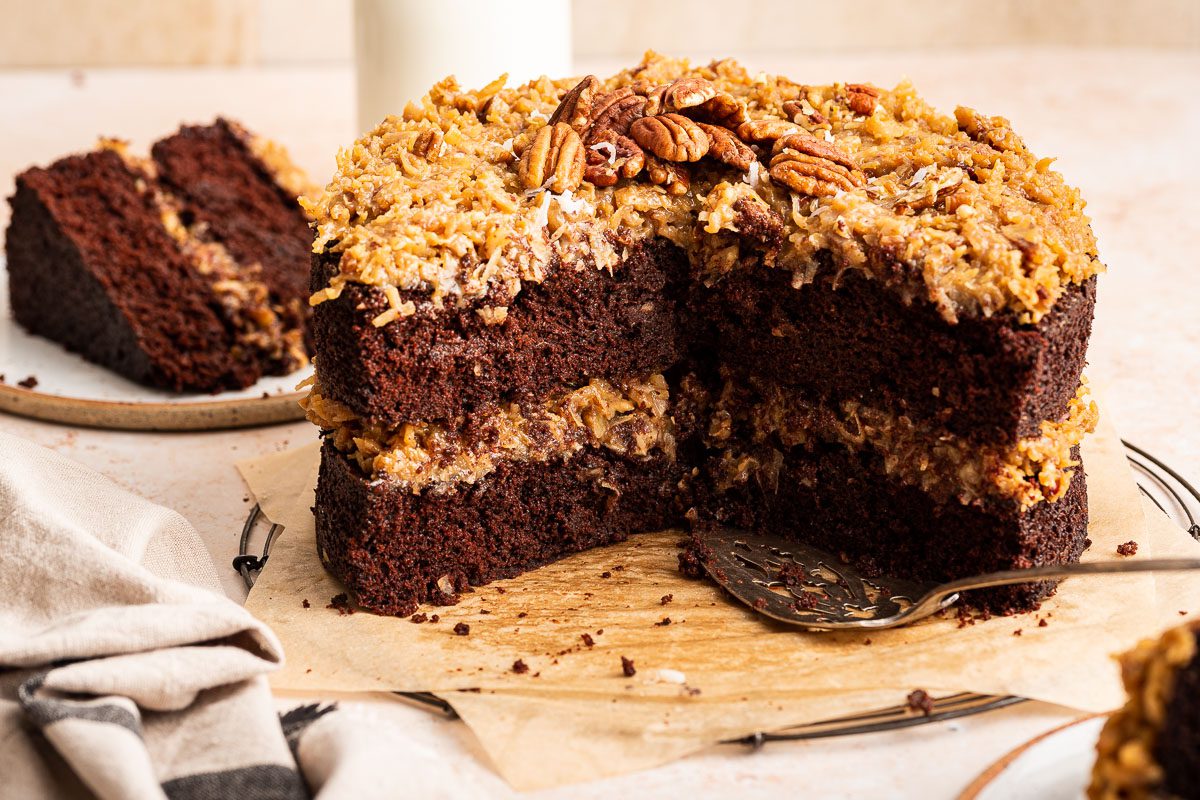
xmin=305 ymin=52 xmax=1102 ymax=326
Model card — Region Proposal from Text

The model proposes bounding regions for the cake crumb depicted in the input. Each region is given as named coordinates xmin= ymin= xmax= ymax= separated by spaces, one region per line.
xmin=512 ymin=659 xmax=529 ymax=674
xmin=1038 ymin=618 xmax=1048 ymax=627
xmin=906 ymin=689 xmax=935 ymax=716
xmin=496 ymin=587 xmax=506 ymax=594
xmin=581 ymin=633 xmax=595 ymax=647
xmin=1013 ymin=629 xmax=1022 ymax=636
xmin=621 ymin=657 xmax=636 ymax=677
xmin=410 ymin=613 xmax=428 ymax=623
xmin=600 ymin=571 xmax=612 ymax=579
xmin=453 ymin=622 xmax=470 ymax=636
xmin=1116 ymin=541 xmax=1138 ymax=557
xmin=327 ymin=593 xmax=354 ymax=615
xmin=517 ymin=612 xmax=527 ymax=618
xmin=430 ymin=614 xmax=440 ymax=623
xmin=655 ymin=617 xmax=672 ymax=627
xmin=1180 ymin=610 xmax=1189 ymax=616
xmin=302 ymin=599 xmax=310 ymax=609
xmin=660 ymin=594 xmax=674 ymax=605
xmin=17 ymin=375 xmax=38 ymax=389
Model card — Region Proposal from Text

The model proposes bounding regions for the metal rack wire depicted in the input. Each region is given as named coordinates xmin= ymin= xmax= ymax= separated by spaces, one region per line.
xmin=235 ymin=440 xmax=1200 ymax=740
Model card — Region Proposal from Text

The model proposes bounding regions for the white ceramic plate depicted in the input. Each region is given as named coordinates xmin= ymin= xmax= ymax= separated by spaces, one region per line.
xmin=962 ymin=715 xmax=1105 ymax=800
xmin=0 ymin=257 xmax=311 ymax=430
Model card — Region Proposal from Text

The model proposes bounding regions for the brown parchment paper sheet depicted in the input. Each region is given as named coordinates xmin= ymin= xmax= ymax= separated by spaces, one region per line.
xmin=239 ymin=408 xmax=1200 ymax=790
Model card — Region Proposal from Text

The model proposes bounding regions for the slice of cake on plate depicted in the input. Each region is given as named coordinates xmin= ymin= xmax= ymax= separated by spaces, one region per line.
xmin=5 ymin=119 xmax=315 ymax=392
xmin=302 ymin=53 xmax=1102 ymax=616
xmin=1090 ymin=620 xmax=1200 ymax=799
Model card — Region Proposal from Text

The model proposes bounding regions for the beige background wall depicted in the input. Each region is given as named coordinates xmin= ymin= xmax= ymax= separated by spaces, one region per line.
xmin=1 ymin=0 xmax=1197 ymax=68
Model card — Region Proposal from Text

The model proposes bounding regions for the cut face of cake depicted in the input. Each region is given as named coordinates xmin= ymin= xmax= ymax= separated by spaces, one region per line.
xmin=1090 ymin=621 xmax=1200 ymax=800
xmin=302 ymin=53 xmax=1102 ymax=617
xmin=5 ymin=119 xmax=315 ymax=392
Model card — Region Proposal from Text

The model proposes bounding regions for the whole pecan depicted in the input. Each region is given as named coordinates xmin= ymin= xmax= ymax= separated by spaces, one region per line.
xmin=586 ymin=88 xmax=647 ymax=140
xmin=736 ymin=118 xmax=802 ymax=144
xmin=846 ymin=83 xmax=880 ymax=116
xmin=518 ymin=122 xmax=584 ymax=193
xmin=549 ymin=75 xmax=599 ymax=132
xmin=631 ymin=113 xmax=710 ymax=162
xmin=697 ymin=123 xmax=755 ymax=172
xmin=583 ymin=129 xmax=646 ymax=186
xmin=769 ymin=148 xmax=865 ymax=197
xmin=644 ymin=154 xmax=690 ymax=195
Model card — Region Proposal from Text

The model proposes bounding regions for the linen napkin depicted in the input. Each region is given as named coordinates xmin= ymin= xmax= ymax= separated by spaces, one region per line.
xmin=0 ymin=431 xmax=313 ymax=800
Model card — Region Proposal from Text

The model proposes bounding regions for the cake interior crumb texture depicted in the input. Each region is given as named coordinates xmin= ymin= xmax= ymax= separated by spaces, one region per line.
xmin=303 ymin=54 xmax=1102 ymax=618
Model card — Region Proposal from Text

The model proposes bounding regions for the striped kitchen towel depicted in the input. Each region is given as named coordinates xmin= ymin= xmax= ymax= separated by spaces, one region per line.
xmin=0 ymin=432 xmax=323 ymax=800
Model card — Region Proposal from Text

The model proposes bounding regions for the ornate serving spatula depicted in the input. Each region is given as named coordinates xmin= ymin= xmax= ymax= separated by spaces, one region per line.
xmin=698 ymin=528 xmax=1200 ymax=631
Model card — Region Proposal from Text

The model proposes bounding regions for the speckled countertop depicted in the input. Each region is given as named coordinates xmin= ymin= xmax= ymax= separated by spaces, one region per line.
xmin=1 ymin=48 xmax=1197 ymax=798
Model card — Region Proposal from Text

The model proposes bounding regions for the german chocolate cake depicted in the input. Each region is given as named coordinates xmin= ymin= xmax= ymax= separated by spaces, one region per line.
xmin=302 ymin=54 xmax=1102 ymax=617
xmin=5 ymin=119 xmax=315 ymax=392
xmin=1091 ymin=620 xmax=1200 ymax=799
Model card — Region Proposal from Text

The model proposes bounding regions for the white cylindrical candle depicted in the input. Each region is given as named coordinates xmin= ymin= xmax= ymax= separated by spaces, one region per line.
xmin=354 ymin=0 xmax=572 ymax=135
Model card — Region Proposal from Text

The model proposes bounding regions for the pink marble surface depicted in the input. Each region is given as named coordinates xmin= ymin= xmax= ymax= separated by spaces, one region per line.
xmin=1 ymin=48 xmax=1196 ymax=797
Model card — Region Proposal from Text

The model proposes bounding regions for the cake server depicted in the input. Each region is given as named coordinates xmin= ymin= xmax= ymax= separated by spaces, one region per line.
xmin=697 ymin=528 xmax=1200 ymax=631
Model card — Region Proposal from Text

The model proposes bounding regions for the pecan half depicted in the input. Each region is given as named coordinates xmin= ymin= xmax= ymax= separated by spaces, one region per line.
xmin=771 ymin=133 xmax=860 ymax=173
xmin=518 ymin=122 xmax=584 ymax=193
xmin=583 ymin=129 xmax=645 ymax=186
xmin=846 ymin=83 xmax=880 ymax=116
xmin=687 ymin=92 xmax=747 ymax=127
xmin=549 ymin=75 xmax=599 ymax=132
xmin=649 ymin=76 xmax=720 ymax=115
xmin=587 ymin=88 xmax=647 ymax=140
xmin=698 ymin=123 xmax=755 ymax=172
xmin=769 ymin=149 xmax=864 ymax=197
xmin=631 ymin=113 xmax=710 ymax=162
xmin=644 ymin=154 xmax=690 ymax=195
xmin=736 ymin=118 xmax=802 ymax=143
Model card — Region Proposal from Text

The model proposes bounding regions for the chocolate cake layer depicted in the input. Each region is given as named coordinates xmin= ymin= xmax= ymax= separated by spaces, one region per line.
xmin=6 ymin=150 xmax=255 ymax=391
xmin=315 ymin=440 xmax=681 ymax=616
xmin=698 ymin=441 xmax=1089 ymax=613
xmin=1157 ymin=629 xmax=1200 ymax=799
xmin=698 ymin=261 xmax=1097 ymax=445
xmin=152 ymin=119 xmax=313 ymax=357
xmin=312 ymin=238 xmax=687 ymax=425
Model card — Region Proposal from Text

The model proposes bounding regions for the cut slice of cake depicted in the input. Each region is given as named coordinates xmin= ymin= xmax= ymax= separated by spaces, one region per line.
xmin=1090 ymin=620 xmax=1200 ymax=799
xmin=302 ymin=54 xmax=1102 ymax=616
xmin=5 ymin=119 xmax=315 ymax=392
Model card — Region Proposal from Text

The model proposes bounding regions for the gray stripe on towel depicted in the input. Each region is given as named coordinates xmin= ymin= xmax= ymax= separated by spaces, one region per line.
xmin=162 ymin=764 xmax=308 ymax=800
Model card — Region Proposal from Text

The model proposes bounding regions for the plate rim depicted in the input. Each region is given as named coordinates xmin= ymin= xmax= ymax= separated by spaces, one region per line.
xmin=958 ymin=713 xmax=1105 ymax=800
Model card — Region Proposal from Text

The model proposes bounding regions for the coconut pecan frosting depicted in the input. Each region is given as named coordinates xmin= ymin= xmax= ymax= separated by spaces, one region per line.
xmin=303 ymin=52 xmax=1103 ymax=326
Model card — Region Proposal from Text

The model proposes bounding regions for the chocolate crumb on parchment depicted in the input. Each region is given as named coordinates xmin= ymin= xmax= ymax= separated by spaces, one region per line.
xmin=17 ymin=375 xmax=38 ymax=389
xmin=581 ymin=633 xmax=595 ymax=647
xmin=1013 ymin=629 xmax=1022 ymax=636
xmin=512 ymin=659 xmax=529 ymax=674
xmin=430 ymin=614 xmax=440 ymax=623
xmin=621 ymin=656 xmax=637 ymax=677
xmin=327 ymin=593 xmax=354 ymax=615
xmin=660 ymin=594 xmax=674 ymax=605
xmin=906 ymin=689 xmax=935 ymax=717
xmin=302 ymin=599 xmax=310 ymax=609
xmin=600 ymin=571 xmax=612 ymax=579
xmin=410 ymin=612 xmax=428 ymax=623
xmin=1116 ymin=541 xmax=1138 ymax=557
xmin=655 ymin=617 xmax=672 ymax=627
xmin=1038 ymin=618 xmax=1048 ymax=627
xmin=453 ymin=622 xmax=470 ymax=636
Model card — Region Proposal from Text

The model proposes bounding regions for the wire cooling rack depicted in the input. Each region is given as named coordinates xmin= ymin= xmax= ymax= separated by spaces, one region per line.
xmin=234 ymin=440 xmax=1200 ymax=744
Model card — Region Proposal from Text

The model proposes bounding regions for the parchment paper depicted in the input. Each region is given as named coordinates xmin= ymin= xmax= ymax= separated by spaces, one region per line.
xmin=239 ymin=408 xmax=1200 ymax=790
